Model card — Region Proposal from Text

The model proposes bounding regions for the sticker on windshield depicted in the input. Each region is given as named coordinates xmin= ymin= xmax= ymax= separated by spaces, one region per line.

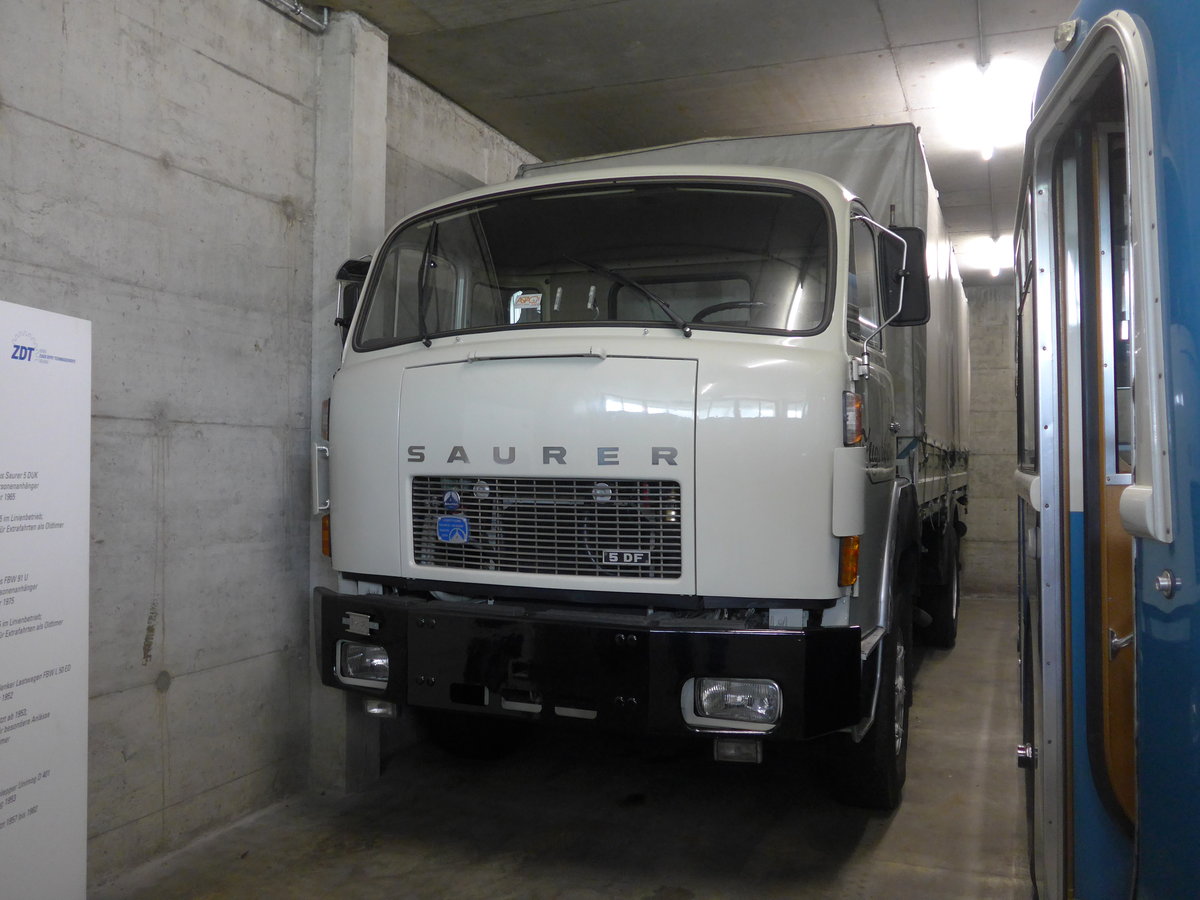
xmin=509 ymin=290 xmax=543 ymax=324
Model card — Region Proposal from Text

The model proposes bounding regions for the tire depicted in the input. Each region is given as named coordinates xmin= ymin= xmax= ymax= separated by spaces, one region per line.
xmin=834 ymin=607 xmax=911 ymax=811
xmin=923 ymin=549 xmax=960 ymax=649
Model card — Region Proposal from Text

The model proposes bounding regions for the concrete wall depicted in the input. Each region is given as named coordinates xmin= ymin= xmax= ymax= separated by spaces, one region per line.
xmin=962 ymin=284 xmax=1019 ymax=593
xmin=386 ymin=66 xmax=536 ymax=224
xmin=3 ymin=0 xmax=533 ymax=886
xmin=0 ymin=0 xmax=320 ymax=882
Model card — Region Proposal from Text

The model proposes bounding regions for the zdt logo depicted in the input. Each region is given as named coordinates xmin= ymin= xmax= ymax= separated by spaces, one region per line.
xmin=10 ymin=345 xmax=36 ymax=361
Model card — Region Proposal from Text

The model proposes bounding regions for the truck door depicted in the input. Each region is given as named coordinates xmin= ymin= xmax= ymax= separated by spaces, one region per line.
xmin=848 ymin=212 xmax=895 ymax=623
xmin=849 ymin=213 xmax=894 ymax=467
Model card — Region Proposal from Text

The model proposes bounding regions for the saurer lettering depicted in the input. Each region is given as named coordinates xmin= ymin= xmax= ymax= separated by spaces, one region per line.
xmin=405 ymin=445 xmax=678 ymax=465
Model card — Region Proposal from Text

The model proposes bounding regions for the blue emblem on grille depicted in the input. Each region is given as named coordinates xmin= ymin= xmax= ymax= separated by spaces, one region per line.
xmin=436 ymin=515 xmax=470 ymax=543
xmin=443 ymin=490 xmax=462 ymax=511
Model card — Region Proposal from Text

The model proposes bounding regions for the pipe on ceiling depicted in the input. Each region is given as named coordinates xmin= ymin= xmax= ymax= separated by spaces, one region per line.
xmin=255 ymin=0 xmax=328 ymax=33
xmin=975 ymin=0 xmax=989 ymax=69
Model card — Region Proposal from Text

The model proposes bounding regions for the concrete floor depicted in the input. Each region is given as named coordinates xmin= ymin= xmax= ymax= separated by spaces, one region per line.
xmin=92 ymin=594 xmax=1027 ymax=899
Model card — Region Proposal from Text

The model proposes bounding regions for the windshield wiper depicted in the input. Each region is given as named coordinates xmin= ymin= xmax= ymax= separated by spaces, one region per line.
xmin=416 ymin=220 xmax=439 ymax=347
xmin=564 ymin=256 xmax=692 ymax=338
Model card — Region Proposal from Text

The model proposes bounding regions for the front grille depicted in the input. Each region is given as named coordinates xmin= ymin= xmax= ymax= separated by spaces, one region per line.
xmin=411 ymin=476 xmax=683 ymax=579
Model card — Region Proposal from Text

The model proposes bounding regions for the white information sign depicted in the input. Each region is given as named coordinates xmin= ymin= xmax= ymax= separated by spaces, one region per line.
xmin=0 ymin=300 xmax=91 ymax=900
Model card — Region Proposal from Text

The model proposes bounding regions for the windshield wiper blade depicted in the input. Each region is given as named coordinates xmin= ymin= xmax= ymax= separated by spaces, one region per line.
xmin=416 ymin=220 xmax=439 ymax=347
xmin=564 ymin=256 xmax=692 ymax=338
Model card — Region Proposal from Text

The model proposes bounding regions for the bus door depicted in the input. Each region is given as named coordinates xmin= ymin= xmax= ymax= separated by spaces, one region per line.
xmin=1018 ymin=13 xmax=1172 ymax=899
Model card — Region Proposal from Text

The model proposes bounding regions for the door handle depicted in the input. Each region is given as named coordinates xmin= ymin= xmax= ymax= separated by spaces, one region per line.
xmin=1016 ymin=743 xmax=1037 ymax=769
xmin=311 ymin=443 xmax=330 ymax=515
xmin=1108 ymin=627 xmax=1134 ymax=660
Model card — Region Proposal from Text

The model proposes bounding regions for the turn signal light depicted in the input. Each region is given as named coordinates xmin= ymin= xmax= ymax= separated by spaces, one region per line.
xmin=843 ymin=392 xmax=864 ymax=445
xmin=838 ymin=535 xmax=860 ymax=587
xmin=322 ymin=514 xmax=332 ymax=557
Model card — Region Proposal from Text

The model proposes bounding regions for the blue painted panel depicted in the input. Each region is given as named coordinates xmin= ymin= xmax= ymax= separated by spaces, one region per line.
xmin=1125 ymin=4 xmax=1200 ymax=896
xmin=1068 ymin=513 xmax=1133 ymax=897
xmin=1039 ymin=4 xmax=1200 ymax=895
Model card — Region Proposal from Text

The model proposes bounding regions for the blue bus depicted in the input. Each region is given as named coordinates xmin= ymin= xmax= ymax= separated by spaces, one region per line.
xmin=1016 ymin=3 xmax=1200 ymax=897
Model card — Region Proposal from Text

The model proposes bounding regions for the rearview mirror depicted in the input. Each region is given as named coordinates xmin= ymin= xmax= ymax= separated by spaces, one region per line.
xmin=335 ymin=257 xmax=371 ymax=344
xmin=880 ymin=227 xmax=930 ymax=327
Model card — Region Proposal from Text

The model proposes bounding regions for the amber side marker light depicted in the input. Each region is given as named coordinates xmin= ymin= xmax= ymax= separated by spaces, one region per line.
xmin=322 ymin=514 xmax=332 ymax=557
xmin=838 ymin=535 xmax=860 ymax=587
xmin=843 ymin=391 xmax=864 ymax=446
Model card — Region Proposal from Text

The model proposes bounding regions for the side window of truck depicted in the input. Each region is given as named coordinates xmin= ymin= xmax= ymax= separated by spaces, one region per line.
xmin=848 ymin=216 xmax=883 ymax=348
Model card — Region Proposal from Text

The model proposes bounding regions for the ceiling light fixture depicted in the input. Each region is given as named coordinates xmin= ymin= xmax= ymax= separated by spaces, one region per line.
xmin=941 ymin=58 xmax=1039 ymax=162
xmin=954 ymin=234 xmax=1014 ymax=278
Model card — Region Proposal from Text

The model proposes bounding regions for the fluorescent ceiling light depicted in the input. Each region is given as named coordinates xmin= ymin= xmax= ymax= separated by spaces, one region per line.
xmin=955 ymin=234 xmax=1013 ymax=277
xmin=940 ymin=58 xmax=1040 ymax=160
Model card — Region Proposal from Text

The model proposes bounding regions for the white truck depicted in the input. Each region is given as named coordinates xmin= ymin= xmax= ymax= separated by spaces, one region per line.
xmin=313 ymin=124 xmax=969 ymax=809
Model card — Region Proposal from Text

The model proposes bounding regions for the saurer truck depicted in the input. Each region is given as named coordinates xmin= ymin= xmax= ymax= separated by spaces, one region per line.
xmin=312 ymin=124 xmax=969 ymax=809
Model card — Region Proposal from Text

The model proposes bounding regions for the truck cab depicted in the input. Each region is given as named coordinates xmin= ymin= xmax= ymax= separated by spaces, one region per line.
xmin=314 ymin=130 xmax=967 ymax=811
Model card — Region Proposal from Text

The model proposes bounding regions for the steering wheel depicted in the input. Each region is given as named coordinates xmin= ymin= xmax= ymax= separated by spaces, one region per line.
xmin=690 ymin=300 xmax=767 ymax=322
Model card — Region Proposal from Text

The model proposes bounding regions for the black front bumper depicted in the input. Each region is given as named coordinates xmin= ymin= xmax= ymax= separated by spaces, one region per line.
xmin=316 ymin=587 xmax=861 ymax=741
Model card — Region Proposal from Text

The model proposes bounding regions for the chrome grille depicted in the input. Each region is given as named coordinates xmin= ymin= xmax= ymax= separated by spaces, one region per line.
xmin=411 ymin=476 xmax=683 ymax=579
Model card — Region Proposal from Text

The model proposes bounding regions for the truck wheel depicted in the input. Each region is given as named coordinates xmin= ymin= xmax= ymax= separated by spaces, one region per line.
xmin=834 ymin=611 xmax=910 ymax=811
xmin=923 ymin=548 xmax=960 ymax=649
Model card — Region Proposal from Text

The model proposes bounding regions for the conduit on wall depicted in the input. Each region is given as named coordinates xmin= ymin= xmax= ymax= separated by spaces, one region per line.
xmin=255 ymin=0 xmax=328 ymax=33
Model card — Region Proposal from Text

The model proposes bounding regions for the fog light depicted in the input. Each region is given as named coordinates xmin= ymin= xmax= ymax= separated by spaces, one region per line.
xmin=696 ymin=678 xmax=781 ymax=724
xmin=338 ymin=641 xmax=389 ymax=685
xmin=363 ymin=698 xmax=397 ymax=718
xmin=714 ymin=736 xmax=763 ymax=764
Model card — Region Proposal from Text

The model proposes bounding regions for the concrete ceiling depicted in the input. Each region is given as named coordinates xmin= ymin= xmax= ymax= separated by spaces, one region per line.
xmin=323 ymin=0 xmax=1079 ymax=286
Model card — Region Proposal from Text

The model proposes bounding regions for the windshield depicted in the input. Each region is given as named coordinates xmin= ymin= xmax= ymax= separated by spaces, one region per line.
xmin=355 ymin=180 xmax=832 ymax=348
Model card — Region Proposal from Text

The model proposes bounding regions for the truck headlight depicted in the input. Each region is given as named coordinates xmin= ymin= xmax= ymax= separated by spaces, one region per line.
xmin=696 ymin=678 xmax=781 ymax=724
xmin=337 ymin=640 xmax=389 ymax=685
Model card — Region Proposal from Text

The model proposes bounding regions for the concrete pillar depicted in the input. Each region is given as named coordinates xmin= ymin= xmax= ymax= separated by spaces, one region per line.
xmin=962 ymin=283 xmax=1019 ymax=593
xmin=308 ymin=11 xmax=388 ymax=793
